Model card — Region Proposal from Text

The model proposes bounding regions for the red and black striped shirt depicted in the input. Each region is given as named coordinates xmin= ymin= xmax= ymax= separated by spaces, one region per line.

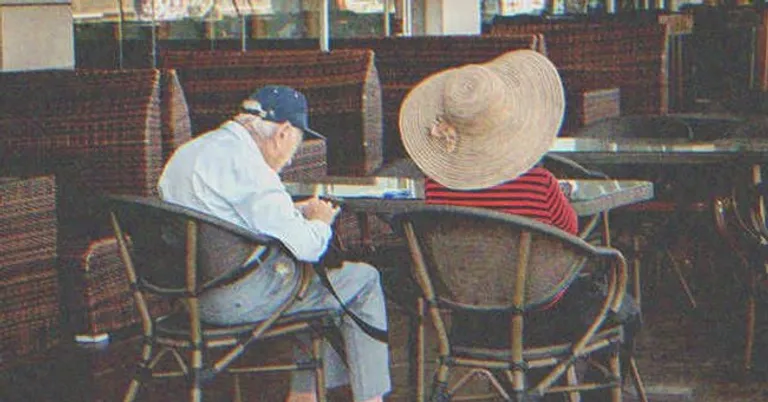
xmin=425 ymin=167 xmax=579 ymax=235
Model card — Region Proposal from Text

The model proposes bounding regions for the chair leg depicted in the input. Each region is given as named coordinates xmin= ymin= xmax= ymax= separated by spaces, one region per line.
xmin=666 ymin=248 xmax=697 ymax=309
xmin=313 ymin=334 xmax=327 ymax=402
xmin=566 ymin=365 xmax=581 ymax=402
xmin=123 ymin=377 xmax=143 ymax=402
xmin=745 ymin=292 xmax=756 ymax=371
xmin=628 ymin=358 xmax=648 ymax=402
xmin=610 ymin=350 xmax=622 ymax=402
xmin=632 ymin=236 xmax=643 ymax=316
xmin=430 ymin=364 xmax=451 ymax=402
xmin=123 ymin=342 xmax=154 ymax=402
xmin=413 ymin=298 xmax=426 ymax=402
xmin=232 ymin=374 xmax=243 ymax=402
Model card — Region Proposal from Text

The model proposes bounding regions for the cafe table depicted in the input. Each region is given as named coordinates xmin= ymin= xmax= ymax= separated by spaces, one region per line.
xmin=284 ymin=175 xmax=654 ymax=218
xmin=285 ymin=175 xmax=653 ymax=255
xmin=549 ymin=136 xmax=768 ymax=166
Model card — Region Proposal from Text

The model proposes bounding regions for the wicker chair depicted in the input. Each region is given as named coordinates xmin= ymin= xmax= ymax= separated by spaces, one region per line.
xmin=713 ymin=178 xmax=768 ymax=371
xmin=106 ymin=195 xmax=341 ymax=402
xmin=392 ymin=205 xmax=648 ymax=402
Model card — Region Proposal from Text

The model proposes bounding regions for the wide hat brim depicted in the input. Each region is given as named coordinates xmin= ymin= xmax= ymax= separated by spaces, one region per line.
xmin=399 ymin=50 xmax=565 ymax=190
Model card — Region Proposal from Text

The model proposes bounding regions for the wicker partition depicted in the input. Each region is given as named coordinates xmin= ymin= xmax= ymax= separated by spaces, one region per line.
xmin=0 ymin=69 xmax=190 ymax=337
xmin=160 ymin=48 xmax=380 ymax=176
xmin=0 ymin=175 xmax=59 ymax=368
xmin=490 ymin=20 xmax=669 ymax=120
xmin=331 ymin=35 xmax=542 ymax=161
xmin=59 ymin=237 xmax=172 ymax=338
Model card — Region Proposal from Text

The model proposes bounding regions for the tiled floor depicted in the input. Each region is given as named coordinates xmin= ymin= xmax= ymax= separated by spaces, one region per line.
xmin=3 ymin=232 xmax=768 ymax=401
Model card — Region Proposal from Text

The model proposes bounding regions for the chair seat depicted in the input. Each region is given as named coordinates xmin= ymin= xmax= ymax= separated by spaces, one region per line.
xmin=155 ymin=309 xmax=340 ymax=341
xmin=451 ymin=325 xmax=623 ymax=364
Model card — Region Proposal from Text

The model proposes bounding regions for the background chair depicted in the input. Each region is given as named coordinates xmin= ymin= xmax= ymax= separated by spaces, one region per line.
xmin=392 ymin=204 xmax=648 ymax=402
xmin=107 ymin=195 xmax=340 ymax=402
xmin=572 ymin=114 xmax=707 ymax=309
xmin=713 ymin=176 xmax=768 ymax=371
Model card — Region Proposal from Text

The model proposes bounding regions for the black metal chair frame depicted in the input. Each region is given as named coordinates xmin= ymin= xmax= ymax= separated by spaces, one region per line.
xmin=107 ymin=194 xmax=340 ymax=402
xmin=713 ymin=179 xmax=768 ymax=371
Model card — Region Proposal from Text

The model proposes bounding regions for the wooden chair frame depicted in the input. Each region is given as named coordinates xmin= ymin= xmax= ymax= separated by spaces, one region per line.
xmin=392 ymin=205 xmax=647 ymax=402
xmin=107 ymin=195 xmax=340 ymax=402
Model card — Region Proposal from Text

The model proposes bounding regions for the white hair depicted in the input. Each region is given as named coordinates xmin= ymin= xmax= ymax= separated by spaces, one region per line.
xmin=235 ymin=113 xmax=280 ymax=139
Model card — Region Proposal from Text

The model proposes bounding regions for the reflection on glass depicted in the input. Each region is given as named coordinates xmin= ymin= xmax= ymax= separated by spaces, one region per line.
xmin=284 ymin=176 xmax=424 ymax=199
xmin=552 ymin=137 xmax=768 ymax=154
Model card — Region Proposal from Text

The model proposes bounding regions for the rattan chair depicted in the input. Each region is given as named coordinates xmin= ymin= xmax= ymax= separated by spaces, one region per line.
xmin=106 ymin=195 xmax=341 ymax=402
xmin=392 ymin=205 xmax=648 ymax=402
xmin=713 ymin=178 xmax=768 ymax=371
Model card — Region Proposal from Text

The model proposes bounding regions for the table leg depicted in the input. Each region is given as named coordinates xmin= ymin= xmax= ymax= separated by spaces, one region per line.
xmin=355 ymin=211 xmax=375 ymax=252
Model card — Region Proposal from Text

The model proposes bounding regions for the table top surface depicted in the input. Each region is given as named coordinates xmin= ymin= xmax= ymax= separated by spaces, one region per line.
xmin=550 ymin=136 xmax=768 ymax=164
xmin=285 ymin=177 xmax=653 ymax=217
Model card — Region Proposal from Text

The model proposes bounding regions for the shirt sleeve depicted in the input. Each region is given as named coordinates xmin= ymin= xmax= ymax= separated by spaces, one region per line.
xmin=230 ymin=184 xmax=333 ymax=263
xmin=544 ymin=171 xmax=579 ymax=235
xmin=199 ymin=147 xmax=333 ymax=263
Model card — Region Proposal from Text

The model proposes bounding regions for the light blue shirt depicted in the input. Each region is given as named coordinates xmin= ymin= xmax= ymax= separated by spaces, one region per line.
xmin=157 ymin=121 xmax=332 ymax=323
xmin=158 ymin=121 xmax=332 ymax=262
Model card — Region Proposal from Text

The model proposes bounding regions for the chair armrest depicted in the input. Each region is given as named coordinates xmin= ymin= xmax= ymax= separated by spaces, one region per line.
xmin=593 ymin=246 xmax=629 ymax=314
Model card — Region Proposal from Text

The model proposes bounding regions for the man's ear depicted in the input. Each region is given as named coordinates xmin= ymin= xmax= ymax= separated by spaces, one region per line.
xmin=275 ymin=122 xmax=292 ymax=138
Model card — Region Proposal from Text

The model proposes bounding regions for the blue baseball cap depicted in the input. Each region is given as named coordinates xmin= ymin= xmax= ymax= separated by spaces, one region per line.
xmin=241 ymin=85 xmax=326 ymax=140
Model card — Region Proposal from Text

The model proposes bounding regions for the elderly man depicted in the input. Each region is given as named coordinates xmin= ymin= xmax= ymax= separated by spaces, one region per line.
xmin=158 ymin=85 xmax=391 ymax=402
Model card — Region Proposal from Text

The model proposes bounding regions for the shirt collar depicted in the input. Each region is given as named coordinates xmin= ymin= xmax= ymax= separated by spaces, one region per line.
xmin=221 ymin=120 xmax=261 ymax=155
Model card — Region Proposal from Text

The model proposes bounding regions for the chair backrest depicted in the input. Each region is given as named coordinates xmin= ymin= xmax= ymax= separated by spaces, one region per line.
xmin=107 ymin=195 xmax=295 ymax=296
xmin=714 ymin=179 xmax=766 ymax=259
xmin=392 ymin=205 xmax=616 ymax=312
xmin=573 ymin=114 xmax=693 ymax=140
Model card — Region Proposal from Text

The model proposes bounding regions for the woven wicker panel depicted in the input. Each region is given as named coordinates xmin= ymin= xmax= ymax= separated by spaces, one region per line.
xmin=404 ymin=208 xmax=588 ymax=310
xmin=491 ymin=21 xmax=668 ymax=116
xmin=562 ymin=86 xmax=621 ymax=133
xmin=0 ymin=176 xmax=60 ymax=366
xmin=161 ymin=49 xmax=381 ymax=176
xmin=0 ymin=70 xmax=171 ymax=338
xmin=280 ymin=138 xmax=328 ymax=181
xmin=60 ymin=237 xmax=172 ymax=336
xmin=332 ymin=210 xmax=399 ymax=253
xmin=332 ymin=35 xmax=541 ymax=162
xmin=159 ymin=69 xmax=193 ymax=161
xmin=0 ymin=71 xmax=164 ymax=239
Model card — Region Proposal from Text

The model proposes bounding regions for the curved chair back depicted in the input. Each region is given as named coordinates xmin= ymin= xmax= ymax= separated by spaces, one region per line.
xmin=107 ymin=195 xmax=295 ymax=297
xmin=714 ymin=180 xmax=766 ymax=260
xmin=392 ymin=204 xmax=625 ymax=312
xmin=392 ymin=204 xmax=629 ymax=400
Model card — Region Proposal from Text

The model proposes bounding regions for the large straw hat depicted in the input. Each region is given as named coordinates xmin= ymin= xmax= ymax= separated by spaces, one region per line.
xmin=399 ymin=49 xmax=565 ymax=190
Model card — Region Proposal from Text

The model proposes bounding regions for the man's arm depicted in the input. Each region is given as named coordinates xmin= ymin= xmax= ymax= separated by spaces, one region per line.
xmin=233 ymin=186 xmax=334 ymax=262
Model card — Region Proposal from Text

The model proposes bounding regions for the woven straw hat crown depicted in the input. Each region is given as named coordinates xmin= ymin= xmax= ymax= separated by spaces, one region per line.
xmin=399 ymin=49 xmax=565 ymax=190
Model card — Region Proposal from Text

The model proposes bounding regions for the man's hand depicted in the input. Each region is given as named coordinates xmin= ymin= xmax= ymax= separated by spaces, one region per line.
xmin=296 ymin=196 xmax=341 ymax=225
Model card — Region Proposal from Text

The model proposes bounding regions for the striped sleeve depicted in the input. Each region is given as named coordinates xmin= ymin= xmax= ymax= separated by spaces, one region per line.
xmin=425 ymin=167 xmax=579 ymax=235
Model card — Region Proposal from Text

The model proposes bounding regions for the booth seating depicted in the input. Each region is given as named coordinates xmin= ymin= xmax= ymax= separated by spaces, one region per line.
xmin=0 ymin=68 xmax=327 ymax=342
xmin=490 ymin=18 xmax=669 ymax=127
xmin=109 ymin=35 xmax=543 ymax=164
xmin=0 ymin=175 xmax=59 ymax=369
xmin=160 ymin=48 xmax=381 ymax=176
xmin=0 ymin=69 xmax=187 ymax=339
